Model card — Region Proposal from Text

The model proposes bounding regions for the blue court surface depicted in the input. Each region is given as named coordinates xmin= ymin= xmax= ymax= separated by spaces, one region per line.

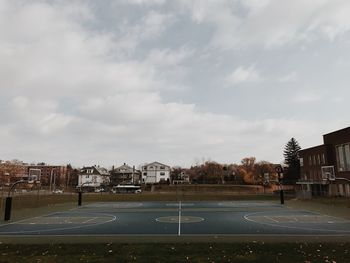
xmin=1 ymin=201 xmax=350 ymax=237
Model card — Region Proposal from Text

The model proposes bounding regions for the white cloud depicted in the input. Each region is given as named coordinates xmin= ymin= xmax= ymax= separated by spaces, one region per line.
xmin=178 ymin=0 xmax=350 ymax=49
xmin=226 ymin=66 xmax=261 ymax=85
xmin=112 ymin=10 xmax=175 ymax=53
xmin=146 ymin=47 xmax=193 ymax=66
xmin=279 ymin=72 xmax=298 ymax=82
xmin=293 ymin=91 xmax=324 ymax=103
xmin=140 ymin=11 xmax=175 ymax=39
xmin=121 ymin=0 xmax=166 ymax=5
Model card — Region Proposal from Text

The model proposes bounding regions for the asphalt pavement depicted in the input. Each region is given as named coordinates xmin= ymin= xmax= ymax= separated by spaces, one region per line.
xmin=0 ymin=201 xmax=349 ymax=237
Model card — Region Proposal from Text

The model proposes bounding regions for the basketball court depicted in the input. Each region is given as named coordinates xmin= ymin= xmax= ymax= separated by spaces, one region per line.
xmin=0 ymin=201 xmax=349 ymax=238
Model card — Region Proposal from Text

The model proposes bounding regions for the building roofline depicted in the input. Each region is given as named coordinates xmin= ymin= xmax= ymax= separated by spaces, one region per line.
xmin=323 ymin=126 xmax=350 ymax=137
xmin=144 ymin=161 xmax=170 ymax=167
xmin=299 ymin=144 xmax=326 ymax=152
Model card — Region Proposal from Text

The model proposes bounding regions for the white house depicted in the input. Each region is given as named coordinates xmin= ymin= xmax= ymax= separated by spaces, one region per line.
xmin=141 ymin=162 xmax=171 ymax=184
xmin=78 ymin=166 xmax=110 ymax=188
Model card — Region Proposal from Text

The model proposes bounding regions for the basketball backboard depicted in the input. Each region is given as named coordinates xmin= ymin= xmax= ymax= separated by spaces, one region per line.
xmin=28 ymin=168 xmax=41 ymax=183
xmin=321 ymin=166 xmax=335 ymax=181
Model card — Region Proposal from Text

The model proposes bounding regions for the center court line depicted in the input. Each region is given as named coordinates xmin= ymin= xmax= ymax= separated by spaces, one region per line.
xmin=178 ymin=201 xmax=181 ymax=236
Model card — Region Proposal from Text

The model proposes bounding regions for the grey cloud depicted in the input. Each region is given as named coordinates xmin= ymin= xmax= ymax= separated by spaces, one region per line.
xmin=0 ymin=0 xmax=349 ymax=167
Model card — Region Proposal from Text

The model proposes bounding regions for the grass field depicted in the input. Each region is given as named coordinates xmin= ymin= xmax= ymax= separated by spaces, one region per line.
xmin=0 ymin=242 xmax=349 ymax=263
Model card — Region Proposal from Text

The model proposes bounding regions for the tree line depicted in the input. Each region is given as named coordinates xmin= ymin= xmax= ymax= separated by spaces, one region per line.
xmin=172 ymin=138 xmax=302 ymax=185
xmin=172 ymin=157 xmax=278 ymax=185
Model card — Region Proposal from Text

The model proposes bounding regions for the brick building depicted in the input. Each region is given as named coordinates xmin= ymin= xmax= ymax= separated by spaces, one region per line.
xmin=298 ymin=127 xmax=350 ymax=196
xmin=0 ymin=160 xmax=27 ymax=184
xmin=25 ymin=163 xmax=72 ymax=188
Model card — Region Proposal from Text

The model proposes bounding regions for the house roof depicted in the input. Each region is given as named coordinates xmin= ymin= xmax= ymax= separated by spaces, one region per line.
xmin=95 ymin=166 xmax=109 ymax=175
xmin=144 ymin=161 xmax=170 ymax=168
xmin=81 ymin=166 xmax=109 ymax=175
xmin=113 ymin=164 xmax=137 ymax=173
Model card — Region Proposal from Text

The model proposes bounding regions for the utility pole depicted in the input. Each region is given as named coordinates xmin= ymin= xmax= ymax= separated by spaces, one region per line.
xmin=50 ymin=169 xmax=53 ymax=192
xmin=275 ymin=165 xmax=284 ymax=205
xmin=53 ymin=167 xmax=57 ymax=192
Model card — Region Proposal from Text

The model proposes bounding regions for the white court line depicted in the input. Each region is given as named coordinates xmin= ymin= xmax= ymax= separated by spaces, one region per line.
xmin=82 ymin=217 xmax=98 ymax=224
xmin=0 ymin=212 xmax=116 ymax=235
xmin=178 ymin=201 xmax=181 ymax=236
xmin=244 ymin=211 xmax=350 ymax=233
xmin=16 ymin=216 xmax=106 ymax=225
xmin=0 ymin=212 xmax=59 ymax=228
xmin=264 ymin=216 xmax=279 ymax=223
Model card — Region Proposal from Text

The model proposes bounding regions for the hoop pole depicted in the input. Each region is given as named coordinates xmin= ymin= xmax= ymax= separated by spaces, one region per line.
xmin=78 ymin=181 xmax=92 ymax=206
xmin=4 ymin=180 xmax=26 ymax=221
xmin=8 ymin=180 xmax=25 ymax=197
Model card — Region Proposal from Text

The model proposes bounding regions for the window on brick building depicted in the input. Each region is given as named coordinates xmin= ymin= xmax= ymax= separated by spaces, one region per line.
xmin=336 ymin=143 xmax=350 ymax=171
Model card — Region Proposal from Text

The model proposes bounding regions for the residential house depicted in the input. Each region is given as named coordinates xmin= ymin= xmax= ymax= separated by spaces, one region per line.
xmin=78 ymin=166 xmax=110 ymax=189
xmin=110 ymin=163 xmax=141 ymax=185
xmin=172 ymin=171 xmax=190 ymax=184
xmin=141 ymin=162 xmax=171 ymax=184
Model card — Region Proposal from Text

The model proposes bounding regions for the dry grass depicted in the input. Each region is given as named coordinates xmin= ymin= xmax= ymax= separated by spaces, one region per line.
xmin=0 ymin=242 xmax=349 ymax=263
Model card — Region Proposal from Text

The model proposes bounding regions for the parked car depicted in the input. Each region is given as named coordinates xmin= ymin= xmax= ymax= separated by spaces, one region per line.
xmin=52 ymin=189 xmax=63 ymax=194
xmin=94 ymin=188 xmax=105 ymax=193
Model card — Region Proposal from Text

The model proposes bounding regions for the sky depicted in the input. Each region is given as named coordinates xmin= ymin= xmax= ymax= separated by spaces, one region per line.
xmin=0 ymin=0 xmax=349 ymax=168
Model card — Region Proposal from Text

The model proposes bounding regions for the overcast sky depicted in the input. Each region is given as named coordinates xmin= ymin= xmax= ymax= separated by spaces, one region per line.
xmin=0 ymin=0 xmax=349 ymax=168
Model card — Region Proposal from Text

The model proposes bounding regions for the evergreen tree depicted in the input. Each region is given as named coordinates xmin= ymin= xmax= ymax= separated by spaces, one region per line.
xmin=283 ymin=138 xmax=301 ymax=182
